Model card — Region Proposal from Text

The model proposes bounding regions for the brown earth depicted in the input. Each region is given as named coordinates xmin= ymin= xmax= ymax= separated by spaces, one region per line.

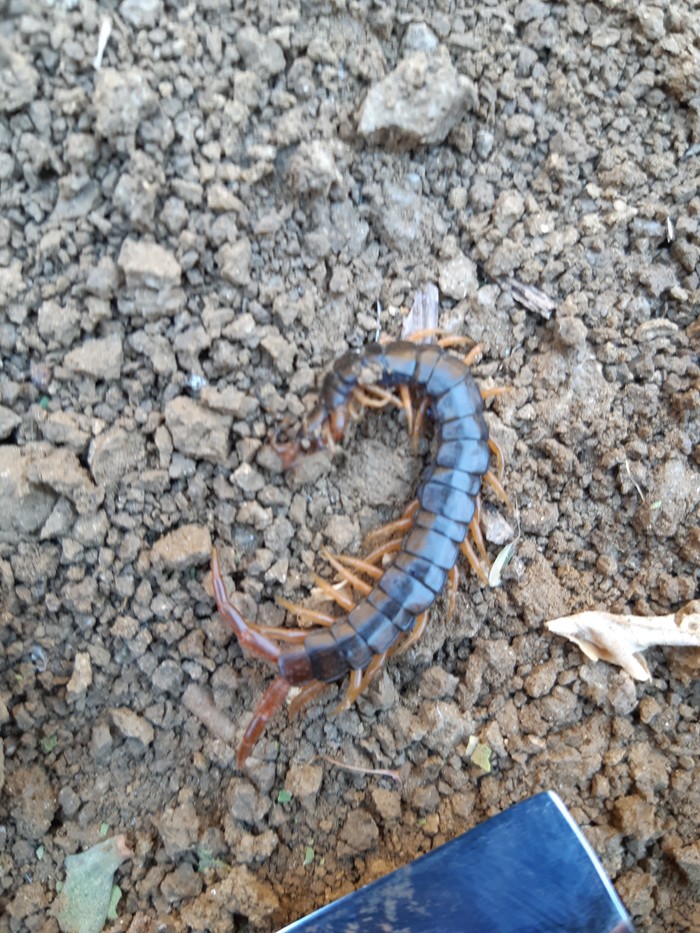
xmin=1 ymin=1 xmax=699 ymax=932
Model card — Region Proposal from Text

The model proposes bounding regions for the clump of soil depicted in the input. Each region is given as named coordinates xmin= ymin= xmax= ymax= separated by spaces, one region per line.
xmin=1 ymin=2 xmax=698 ymax=932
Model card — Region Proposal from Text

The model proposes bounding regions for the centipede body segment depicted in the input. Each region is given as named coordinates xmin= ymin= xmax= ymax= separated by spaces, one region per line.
xmin=210 ymin=339 xmax=506 ymax=766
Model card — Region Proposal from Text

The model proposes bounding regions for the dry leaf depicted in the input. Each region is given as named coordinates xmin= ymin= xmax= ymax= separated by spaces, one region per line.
xmin=546 ymin=601 xmax=700 ymax=681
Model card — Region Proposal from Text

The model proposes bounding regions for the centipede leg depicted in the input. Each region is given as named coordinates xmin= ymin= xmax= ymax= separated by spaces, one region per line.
xmin=487 ymin=437 xmax=506 ymax=480
xmin=366 ymin=498 xmax=420 ymax=545
xmin=312 ymin=574 xmax=356 ymax=611
xmin=322 ymin=548 xmax=374 ymax=596
xmin=394 ymin=611 xmax=429 ymax=656
xmin=460 ymin=538 xmax=489 ymax=586
xmin=237 ymin=675 xmax=291 ymax=767
xmin=325 ymin=551 xmax=385 ymax=580
xmin=276 ymin=597 xmax=337 ymax=628
xmin=469 ymin=497 xmax=489 ymax=565
xmin=288 ymin=679 xmax=328 ymax=718
xmin=484 ymin=468 xmax=512 ymax=509
xmin=446 ymin=565 xmax=459 ymax=619
xmin=334 ymin=653 xmax=389 ymax=713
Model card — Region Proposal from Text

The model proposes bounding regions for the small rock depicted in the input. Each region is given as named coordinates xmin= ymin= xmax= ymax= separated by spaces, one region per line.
xmin=0 ymin=39 xmax=39 ymax=113
xmin=418 ymin=665 xmax=459 ymax=699
xmin=37 ymin=411 xmax=91 ymax=452
xmin=94 ymin=68 xmax=157 ymax=151
xmin=284 ymin=763 xmax=323 ymax=808
xmin=523 ymin=660 xmax=558 ymax=698
xmin=358 ymin=49 xmax=477 ymax=147
xmin=289 ymin=140 xmax=342 ymax=196
xmin=402 ymin=22 xmax=439 ymax=53
xmin=371 ymin=787 xmax=401 ymax=822
xmin=492 ymin=190 xmax=525 ymax=235
xmin=90 ymin=722 xmax=113 ymax=758
xmin=37 ymin=299 xmax=81 ymax=347
xmin=66 ymin=652 xmax=93 ymax=698
xmin=231 ymin=462 xmax=265 ymax=496
xmin=338 ymin=810 xmax=379 ymax=856
xmin=438 ymin=252 xmax=477 ymax=300
xmin=118 ymin=238 xmax=182 ymax=290
xmin=161 ymin=862 xmax=203 ymax=903
xmin=26 ymin=447 xmax=103 ymax=515
xmin=6 ymin=764 xmax=57 ymax=839
xmin=217 ymin=237 xmax=252 ymax=287
xmin=165 ymin=396 xmax=232 ymax=464
xmin=89 ymin=425 xmax=147 ymax=487
xmin=119 ymin=0 xmax=162 ymax=29
xmin=236 ymin=25 xmax=285 ymax=78
xmin=153 ymin=795 xmax=200 ymax=857
xmin=0 ymin=405 xmax=20 ymax=439
xmin=613 ymin=794 xmax=658 ymax=843
xmin=64 ymin=334 xmax=123 ymax=381
xmin=110 ymin=707 xmax=155 ymax=746
xmin=150 ymin=524 xmax=212 ymax=571
xmin=0 ymin=446 xmax=56 ymax=539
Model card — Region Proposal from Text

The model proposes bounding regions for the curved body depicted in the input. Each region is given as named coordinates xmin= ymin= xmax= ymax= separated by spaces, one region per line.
xmin=277 ymin=341 xmax=489 ymax=684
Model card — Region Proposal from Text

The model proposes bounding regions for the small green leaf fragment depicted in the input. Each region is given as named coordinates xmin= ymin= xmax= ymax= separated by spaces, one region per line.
xmin=417 ymin=817 xmax=427 ymax=827
xmin=197 ymin=847 xmax=227 ymax=872
xmin=650 ymin=500 xmax=662 ymax=511
xmin=470 ymin=743 xmax=492 ymax=774
xmin=36 ymin=846 xmax=45 ymax=860
xmin=39 ymin=396 xmax=50 ymax=410
xmin=107 ymin=884 xmax=122 ymax=920
xmin=489 ymin=541 xmax=517 ymax=588
xmin=99 ymin=822 xmax=110 ymax=837
xmin=40 ymin=734 xmax=58 ymax=754
xmin=277 ymin=789 xmax=292 ymax=804
xmin=303 ymin=846 xmax=315 ymax=866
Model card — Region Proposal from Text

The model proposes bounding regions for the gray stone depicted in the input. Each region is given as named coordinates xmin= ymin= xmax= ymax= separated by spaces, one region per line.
xmin=0 ymin=39 xmax=39 ymax=113
xmin=0 ymin=445 xmax=56 ymax=540
xmin=64 ymin=334 xmax=123 ymax=381
xmin=118 ymin=238 xmax=181 ymax=290
xmin=119 ymin=0 xmax=162 ymax=28
xmin=110 ymin=707 xmax=155 ymax=746
xmin=358 ymin=50 xmax=477 ymax=147
xmin=89 ymin=425 xmax=147 ymax=488
xmin=150 ymin=524 xmax=212 ymax=571
xmin=0 ymin=405 xmax=20 ymax=439
xmin=165 ymin=397 xmax=232 ymax=464
xmin=216 ymin=237 xmax=252 ymax=287
xmin=236 ymin=26 xmax=285 ymax=78
xmin=94 ymin=68 xmax=157 ymax=151
xmin=438 ymin=252 xmax=477 ymax=300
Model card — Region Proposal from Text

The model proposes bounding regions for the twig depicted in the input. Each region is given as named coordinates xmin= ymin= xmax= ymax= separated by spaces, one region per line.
xmin=313 ymin=753 xmax=402 ymax=785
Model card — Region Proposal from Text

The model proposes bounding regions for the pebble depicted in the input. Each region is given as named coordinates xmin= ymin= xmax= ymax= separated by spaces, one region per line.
xmin=418 ymin=665 xmax=458 ymax=699
xmin=358 ymin=50 xmax=477 ymax=147
xmin=64 ymin=334 xmax=124 ymax=381
xmin=118 ymin=237 xmax=181 ymax=290
xmin=150 ymin=523 xmax=211 ymax=571
xmin=217 ymin=237 xmax=252 ymax=287
xmin=110 ymin=707 xmax=155 ymax=746
xmin=153 ymin=795 xmax=200 ymax=857
xmin=164 ymin=396 xmax=232 ymax=464
xmin=284 ymin=762 xmax=323 ymax=809
xmin=93 ymin=68 xmax=157 ymax=151
xmin=27 ymin=447 xmax=102 ymax=515
xmin=236 ymin=25 xmax=285 ymax=78
xmin=523 ymin=659 xmax=558 ymax=698
xmin=160 ymin=862 xmax=203 ymax=902
xmin=371 ymin=787 xmax=401 ymax=822
xmin=338 ymin=810 xmax=379 ymax=856
xmin=119 ymin=0 xmax=162 ymax=29
xmin=90 ymin=722 xmax=113 ymax=759
xmin=0 ymin=448 xmax=55 ymax=538
xmin=613 ymin=794 xmax=658 ymax=844
xmin=37 ymin=410 xmax=91 ymax=452
xmin=6 ymin=764 xmax=57 ymax=839
xmin=37 ymin=299 xmax=81 ymax=347
xmin=66 ymin=651 xmax=93 ymax=698
xmin=438 ymin=251 xmax=477 ymax=301
xmin=0 ymin=39 xmax=39 ymax=113
xmin=89 ymin=425 xmax=147 ymax=487
xmin=0 ymin=404 xmax=20 ymax=439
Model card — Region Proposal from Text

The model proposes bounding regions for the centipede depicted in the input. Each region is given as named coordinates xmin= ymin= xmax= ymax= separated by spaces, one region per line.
xmin=210 ymin=337 xmax=509 ymax=767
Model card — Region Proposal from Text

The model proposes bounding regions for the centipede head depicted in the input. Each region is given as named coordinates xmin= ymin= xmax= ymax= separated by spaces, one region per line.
xmin=271 ymin=402 xmax=347 ymax=469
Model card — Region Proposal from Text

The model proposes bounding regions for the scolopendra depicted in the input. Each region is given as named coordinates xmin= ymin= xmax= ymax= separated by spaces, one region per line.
xmin=210 ymin=337 xmax=509 ymax=767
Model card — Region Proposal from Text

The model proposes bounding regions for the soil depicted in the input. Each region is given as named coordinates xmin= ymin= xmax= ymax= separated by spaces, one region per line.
xmin=1 ymin=2 xmax=699 ymax=932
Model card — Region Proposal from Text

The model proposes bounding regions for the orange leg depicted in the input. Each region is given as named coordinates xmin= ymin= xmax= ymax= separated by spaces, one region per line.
xmin=411 ymin=397 xmax=430 ymax=447
xmin=399 ymin=384 xmax=414 ymax=436
xmin=393 ymin=611 xmax=429 ymax=656
xmin=237 ymin=675 xmax=291 ymax=767
xmin=211 ymin=549 xmax=282 ymax=663
xmin=276 ymin=597 xmax=337 ymax=628
xmin=325 ymin=551 xmax=385 ymax=581
xmin=469 ymin=498 xmax=489 ymax=565
xmin=321 ymin=548 xmax=373 ymax=597
xmin=446 ymin=565 xmax=459 ymax=619
xmin=460 ymin=538 xmax=489 ymax=586
xmin=366 ymin=499 xmax=420 ymax=545
xmin=288 ymin=679 xmax=328 ymax=719
xmin=484 ymin=468 xmax=512 ymax=509
xmin=334 ymin=653 xmax=390 ymax=713
xmin=312 ymin=574 xmax=356 ymax=611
